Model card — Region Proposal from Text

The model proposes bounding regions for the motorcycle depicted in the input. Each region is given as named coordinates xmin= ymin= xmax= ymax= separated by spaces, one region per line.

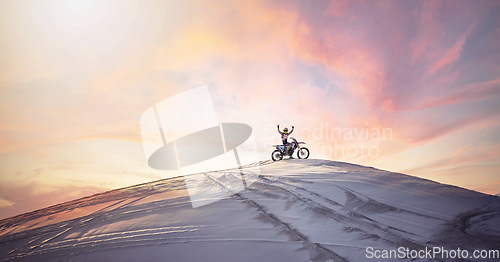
xmin=271 ymin=137 xmax=310 ymax=161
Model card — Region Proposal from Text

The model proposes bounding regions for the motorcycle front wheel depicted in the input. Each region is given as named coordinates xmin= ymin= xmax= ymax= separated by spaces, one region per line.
xmin=271 ymin=150 xmax=283 ymax=161
xmin=297 ymin=147 xmax=310 ymax=159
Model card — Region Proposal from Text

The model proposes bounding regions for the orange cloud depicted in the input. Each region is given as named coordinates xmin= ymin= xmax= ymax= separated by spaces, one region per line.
xmin=1 ymin=0 xmax=500 ymax=219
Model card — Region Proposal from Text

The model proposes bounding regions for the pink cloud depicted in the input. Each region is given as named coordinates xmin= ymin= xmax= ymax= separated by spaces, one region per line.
xmin=415 ymin=78 xmax=500 ymax=110
xmin=1 ymin=0 xmax=500 ymax=218
xmin=288 ymin=0 xmax=498 ymax=114
xmin=428 ymin=33 xmax=468 ymax=74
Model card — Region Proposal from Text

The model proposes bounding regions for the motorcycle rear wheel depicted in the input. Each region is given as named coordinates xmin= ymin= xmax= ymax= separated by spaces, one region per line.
xmin=271 ymin=150 xmax=283 ymax=161
xmin=297 ymin=147 xmax=310 ymax=159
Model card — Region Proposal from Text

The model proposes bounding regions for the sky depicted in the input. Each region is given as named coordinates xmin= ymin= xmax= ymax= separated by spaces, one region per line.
xmin=0 ymin=0 xmax=499 ymax=219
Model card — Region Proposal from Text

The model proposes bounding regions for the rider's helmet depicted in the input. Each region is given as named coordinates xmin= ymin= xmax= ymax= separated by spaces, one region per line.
xmin=284 ymin=127 xmax=289 ymax=133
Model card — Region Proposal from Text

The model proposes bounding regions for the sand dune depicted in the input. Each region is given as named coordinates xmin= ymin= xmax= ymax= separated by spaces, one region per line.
xmin=1 ymin=159 xmax=499 ymax=261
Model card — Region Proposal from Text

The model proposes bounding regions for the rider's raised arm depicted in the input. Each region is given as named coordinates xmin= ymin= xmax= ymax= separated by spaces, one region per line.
xmin=290 ymin=125 xmax=295 ymax=134
xmin=277 ymin=124 xmax=283 ymax=134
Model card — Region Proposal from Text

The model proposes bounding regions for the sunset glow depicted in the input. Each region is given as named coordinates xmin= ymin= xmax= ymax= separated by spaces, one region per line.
xmin=1 ymin=0 xmax=499 ymax=219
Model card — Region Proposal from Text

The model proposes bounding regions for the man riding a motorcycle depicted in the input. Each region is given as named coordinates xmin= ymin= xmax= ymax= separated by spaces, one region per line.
xmin=277 ymin=125 xmax=294 ymax=153
xmin=272 ymin=125 xmax=309 ymax=161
